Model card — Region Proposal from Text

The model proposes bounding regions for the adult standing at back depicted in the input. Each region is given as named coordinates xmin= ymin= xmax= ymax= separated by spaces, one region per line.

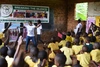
xmin=36 ymin=20 xmax=44 ymax=45
xmin=75 ymin=19 xmax=82 ymax=35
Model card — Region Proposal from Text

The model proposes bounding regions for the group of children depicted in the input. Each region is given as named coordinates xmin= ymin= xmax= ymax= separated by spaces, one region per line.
xmin=0 ymin=22 xmax=100 ymax=67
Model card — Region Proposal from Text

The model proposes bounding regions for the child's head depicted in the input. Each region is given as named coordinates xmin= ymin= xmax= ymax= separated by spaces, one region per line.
xmin=54 ymin=53 xmax=66 ymax=67
xmin=71 ymin=31 xmax=75 ymax=37
xmin=90 ymin=36 xmax=96 ymax=42
xmin=7 ymin=48 xmax=15 ymax=57
xmin=74 ymin=38 xmax=80 ymax=45
xmin=93 ymin=42 xmax=100 ymax=49
xmin=67 ymin=32 xmax=71 ymax=36
xmin=85 ymin=37 xmax=91 ymax=43
xmin=75 ymin=34 xmax=80 ymax=39
xmin=62 ymin=34 xmax=66 ymax=40
xmin=0 ymin=39 xmax=2 ymax=45
xmin=30 ymin=45 xmax=39 ymax=57
xmin=0 ymin=47 xmax=8 ymax=57
xmin=37 ymin=20 xmax=41 ymax=24
xmin=82 ymin=32 xmax=88 ymax=37
xmin=38 ymin=50 xmax=47 ymax=61
xmin=82 ymin=45 xmax=88 ymax=52
xmin=28 ymin=21 xmax=32 ymax=26
xmin=51 ymin=37 xmax=56 ymax=43
xmin=66 ymin=41 xmax=71 ymax=48
xmin=88 ymin=29 xmax=92 ymax=34
xmin=0 ymin=57 xmax=8 ymax=67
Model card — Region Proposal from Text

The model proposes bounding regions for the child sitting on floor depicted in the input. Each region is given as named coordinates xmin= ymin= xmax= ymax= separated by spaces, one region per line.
xmin=48 ymin=37 xmax=59 ymax=51
xmin=65 ymin=32 xmax=72 ymax=43
xmin=90 ymin=42 xmax=100 ymax=63
xmin=84 ymin=36 xmax=93 ymax=52
xmin=77 ymin=45 xmax=91 ymax=67
xmin=52 ymin=53 xmax=71 ymax=67
xmin=60 ymin=41 xmax=73 ymax=65
xmin=25 ymin=46 xmax=39 ymax=67
xmin=0 ymin=56 xmax=8 ymax=67
xmin=72 ymin=38 xmax=83 ymax=55
xmin=6 ymin=48 xmax=15 ymax=67
xmin=58 ymin=34 xmax=66 ymax=48
xmin=34 ymin=50 xmax=48 ymax=67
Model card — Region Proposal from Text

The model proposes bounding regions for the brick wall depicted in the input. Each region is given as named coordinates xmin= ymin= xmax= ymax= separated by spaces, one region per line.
xmin=67 ymin=3 xmax=78 ymax=31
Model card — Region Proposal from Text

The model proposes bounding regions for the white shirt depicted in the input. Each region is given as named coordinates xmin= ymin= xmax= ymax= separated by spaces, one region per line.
xmin=26 ymin=25 xmax=35 ymax=36
xmin=37 ymin=25 xmax=42 ymax=35
xmin=76 ymin=23 xmax=82 ymax=33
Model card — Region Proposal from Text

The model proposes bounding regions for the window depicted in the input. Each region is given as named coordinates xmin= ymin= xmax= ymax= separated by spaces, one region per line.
xmin=75 ymin=3 xmax=88 ymax=21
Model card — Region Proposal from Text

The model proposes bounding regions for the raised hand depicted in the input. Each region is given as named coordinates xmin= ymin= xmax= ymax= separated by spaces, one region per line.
xmin=18 ymin=36 xmax=23 ymax=45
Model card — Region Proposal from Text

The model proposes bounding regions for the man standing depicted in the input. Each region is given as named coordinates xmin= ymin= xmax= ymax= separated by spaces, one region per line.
xmin=36 ymin=20 xmax=44 ymax=45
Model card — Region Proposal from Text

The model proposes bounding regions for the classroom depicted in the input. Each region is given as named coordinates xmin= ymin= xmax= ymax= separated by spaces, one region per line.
xmin=0 ymin=0 xmax=100 ymax=67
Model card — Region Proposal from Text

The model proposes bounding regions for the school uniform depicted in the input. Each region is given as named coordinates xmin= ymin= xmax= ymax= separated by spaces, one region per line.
xmin=72 ymin=45 xmax=83 ymax=54
xmin=90 ymin=49 xmax=100 ymax=63
xmin=48 ymin=42 xmax=59 ymax=51
xmin=60 ymin=47 xmax=73 ymax=64
xmin=24 ymin=56 xmax=36 ymax=67
xmin=58 ymin=40 xmax=66 ymax=47
xmin=77 ymin=52 xmax=91 ymax=67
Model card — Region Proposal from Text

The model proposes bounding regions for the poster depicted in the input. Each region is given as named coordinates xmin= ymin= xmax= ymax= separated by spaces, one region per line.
xmin=86 ymin=17 xmax=95 ymax=33
xmin=0 ymin=4 xmax=49 ymax=23
xmin=96 ymin=16 xmax=100 ymax=27
xmin=8 ymin=22 xmax=27 ymax=42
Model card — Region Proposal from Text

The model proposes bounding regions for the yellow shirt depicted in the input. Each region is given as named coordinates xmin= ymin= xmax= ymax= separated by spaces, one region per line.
xmin=72 ymin=45 xmax=83 ymax=54
xmin=96 ymin=36 xmax=100 ymax=42
xmin=34 ymin=59 xmax=48 ymax=67
xmin=58 ymin=40 xmax=66 ymax=47
xmin=90 ymin=49 xmax=100 ymax=63
xmin=52 ymin=65 xmax=71 ymax=67
xmin=80 ymin=37 xmax=86 ymax=44
xmin=60 ymin=47 xmax=73 ymax=64
xmin=72 ymin=37 xmax=75 ymax=43
xmin=77 ymin=52 xmax=91 ymax=67
xmin=5 ymin=56 xmax=14 ymax=67
xmin=0 ymin=43 xmax=4 ymax=49
xmin=65 ymin=36 xmax=72 ymax=43
xmin=0 ymin=32 xmax=4 ymax=39
xmin=24 ymin=56 xmax=36 ymax=67
xmin=49 ymin=51 xmax=56 ymax=59
xmin=49 ymin=51 xmax=56 ymax=61
xmin=48 ymin=42 xmax=59 ymax=51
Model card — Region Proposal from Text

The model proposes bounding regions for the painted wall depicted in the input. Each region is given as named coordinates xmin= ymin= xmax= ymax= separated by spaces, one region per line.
xmin=88 ymin=2 xmax=100 ymax=17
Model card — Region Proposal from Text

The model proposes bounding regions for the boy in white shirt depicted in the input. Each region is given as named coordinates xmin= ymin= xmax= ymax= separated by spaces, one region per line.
xmin=36 ymin=20 xmax=44 ymax=45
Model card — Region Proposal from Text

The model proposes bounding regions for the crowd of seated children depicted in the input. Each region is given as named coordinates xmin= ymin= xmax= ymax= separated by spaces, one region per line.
xmin=0 ymin=22 xmax=100 ymax=67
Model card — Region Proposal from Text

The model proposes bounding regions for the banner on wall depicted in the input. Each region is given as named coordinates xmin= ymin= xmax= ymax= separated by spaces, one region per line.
xmin=0 ymin=4 xmax=49 ymax=23
xmin=86 ymin=17 xmax=95 ymax=33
